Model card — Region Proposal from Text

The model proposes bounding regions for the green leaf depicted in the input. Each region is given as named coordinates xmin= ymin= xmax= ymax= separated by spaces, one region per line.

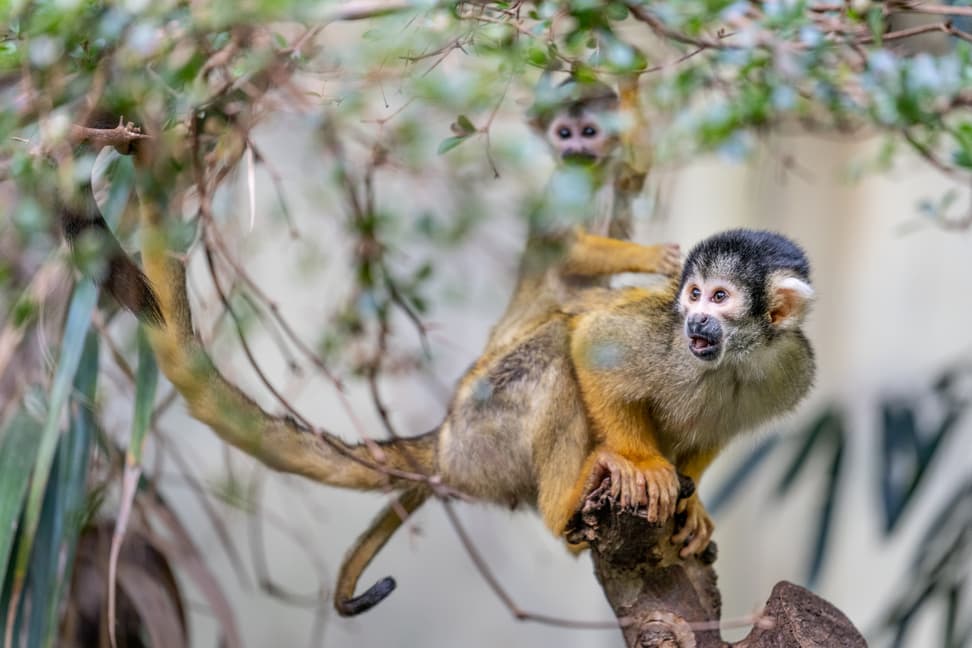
xmin=604 ymin=2 xmax=628 ymax=21
xmin=11 ymin=296 xmax=37 ymax=329
xmin=8 ymin=280 xmax=98 ymax=612
xmin=107 ymin=326 xmax=157 ymax=647
xmin=455 ymin=114 xmax=476 ymax=135
xmin=0 ymin=412 xmax=44 ymax=584
xmin=437 ymin=134 xmax=470 ymax=155
xmin=130 ymin=325 xmax=159 ymax=465
xmin=526 ymin=45 xmax=549 ymax=67
xmin=44 ymin=331 xmax=99 ymax=641
xmin=25 ymin=444 xmax=64 ymax=646
xmin=867 ymin=8 xmax=884 ymax=46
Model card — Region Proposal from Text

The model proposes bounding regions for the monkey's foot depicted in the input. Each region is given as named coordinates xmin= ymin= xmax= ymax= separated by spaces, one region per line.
xmin=584 ymin=451 xmax=680 ymax=523
xmin=672 ymin=493 xmax=714 ymax=558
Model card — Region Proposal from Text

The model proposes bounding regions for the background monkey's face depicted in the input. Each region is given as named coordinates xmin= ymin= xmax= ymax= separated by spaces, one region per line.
xmin=545 ymin=105 xmax=619 ymax=165
xmin=530 ymin=79 xmax=621 ymax=166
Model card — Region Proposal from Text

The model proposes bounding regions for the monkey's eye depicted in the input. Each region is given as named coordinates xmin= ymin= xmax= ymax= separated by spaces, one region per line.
xmin=712 ymin=289 xmax=728 ymax=303
xmin=557 ymin=127 xmax=572 ymax=139
xmin=689 ymin=286 xmax=701 ymax=301
xmin=581 ymin=126 xmax=597 ymax=137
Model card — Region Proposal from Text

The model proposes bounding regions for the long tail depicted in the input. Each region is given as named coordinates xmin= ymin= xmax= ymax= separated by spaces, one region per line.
xmin=134 ymin=137 xmax=438 ymax=490
xmin=58 ymin=162 xmax=164 ymax=325
xmin=335 ymin=487 xmax=430 ymax=615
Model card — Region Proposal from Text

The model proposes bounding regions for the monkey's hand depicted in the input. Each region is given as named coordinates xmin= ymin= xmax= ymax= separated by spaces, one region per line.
xmin=583 ymin=450 xmax=680 ymax=523
xmin=672 ymin=493 xmax=715 ymax=558
xmin=653 ymin=243 xmax=682 ymax=278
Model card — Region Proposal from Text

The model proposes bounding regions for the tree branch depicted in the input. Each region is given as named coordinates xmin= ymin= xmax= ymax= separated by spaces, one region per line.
xmin=567 ymin=480 xmax=867 ymax=647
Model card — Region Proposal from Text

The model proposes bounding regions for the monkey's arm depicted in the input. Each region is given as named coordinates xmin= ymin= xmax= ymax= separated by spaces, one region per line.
xmin=561 ymin=283 xmax=682 ymax=525
xmin=569 ymin=376 xmax=680 ymax=524
xmin=562 ymin=230 xmax=680 ymax=278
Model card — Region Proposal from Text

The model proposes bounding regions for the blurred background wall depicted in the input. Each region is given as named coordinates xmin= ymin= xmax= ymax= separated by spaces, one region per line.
xmin=146 ymin=112 xmax=971 ymax=647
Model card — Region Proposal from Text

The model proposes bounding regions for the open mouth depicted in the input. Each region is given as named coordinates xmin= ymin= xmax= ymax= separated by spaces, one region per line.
xmin=689 ymin=335 xmax=721 ymax=360
xmin=562 ymin=151 xmax=598 ymax=165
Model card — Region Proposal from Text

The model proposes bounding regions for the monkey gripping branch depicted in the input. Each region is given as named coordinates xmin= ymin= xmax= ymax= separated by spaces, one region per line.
xmin=9 ymin=0 xmax=964 ymax=644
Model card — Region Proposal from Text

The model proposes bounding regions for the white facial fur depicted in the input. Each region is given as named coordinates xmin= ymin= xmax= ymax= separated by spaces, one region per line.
xmin=546 ymin=108 xmax=618 ymax=163
xmin=678 ymin=277 xmax=748 ymax=324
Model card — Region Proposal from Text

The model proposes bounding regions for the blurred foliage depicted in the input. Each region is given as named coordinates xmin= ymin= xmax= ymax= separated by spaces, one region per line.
xmin=3 ymin=0 xmax=972 ymax=645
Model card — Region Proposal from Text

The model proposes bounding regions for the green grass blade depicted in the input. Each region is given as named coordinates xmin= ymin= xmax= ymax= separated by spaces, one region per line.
xmin=25 ymin=451 xmax=64 ymax=645
xmin=43 ymin=331 xmax=99 ymax=644
xmin=130 ymin=325 xmax=158 ymax=465
xmin=0 ymin=412 xmax=44 ymax=583
xmin=108 ymin=325 xmax=158 ymax=647
xmin=4 ymin=280 xmax=98 ymax=641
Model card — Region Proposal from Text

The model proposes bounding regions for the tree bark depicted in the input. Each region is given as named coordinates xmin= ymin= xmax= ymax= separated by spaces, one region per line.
xmin=566 ymin=480 xmax=867 ymax=648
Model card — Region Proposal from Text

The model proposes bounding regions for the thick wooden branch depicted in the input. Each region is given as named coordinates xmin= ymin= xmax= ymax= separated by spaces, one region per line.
xmin=567 ymin=480 xmax=866 ymax=648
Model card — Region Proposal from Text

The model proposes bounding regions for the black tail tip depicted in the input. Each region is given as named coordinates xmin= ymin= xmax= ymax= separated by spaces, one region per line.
xmin=335 ymin=577 xmax=397 ymax=617
xmin=104 ymin=256 xmax=165 ymax=326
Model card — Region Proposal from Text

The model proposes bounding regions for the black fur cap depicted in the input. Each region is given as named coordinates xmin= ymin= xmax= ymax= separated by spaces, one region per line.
xmin=679 ymin=229 xmax=811 ymax=319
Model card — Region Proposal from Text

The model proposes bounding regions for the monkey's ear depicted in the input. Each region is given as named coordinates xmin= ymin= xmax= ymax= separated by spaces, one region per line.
xmin=768 ymin=274 xmax=814 ymax=329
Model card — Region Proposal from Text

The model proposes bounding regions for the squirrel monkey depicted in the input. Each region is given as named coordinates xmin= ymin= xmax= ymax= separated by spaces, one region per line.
xmin=334 ymin=76 xmax=680 ymax=614
xmin=85 ymin=100 xmax=812 ymax=616
xmin=52 ymin=97 xmax=678 ymax=615
xmin=334 ymin=230 xmax=815 ymax=613
xmin=486 ymin=75 xmax=678 ymax=352
xmin=567 ymin=229 xmax=816 ymax=556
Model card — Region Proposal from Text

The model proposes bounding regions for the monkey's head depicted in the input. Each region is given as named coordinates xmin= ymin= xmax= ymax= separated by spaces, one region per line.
xmin=676 ymin=229 xmax=814 ymax=367
xmin=529 ymin=78 xmax=620 ymax=166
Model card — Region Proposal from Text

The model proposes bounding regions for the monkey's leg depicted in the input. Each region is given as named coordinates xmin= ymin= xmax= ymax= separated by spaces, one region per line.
xmin=335 ymin=487 xmax=429 ymax=616
xmin=536 ymin=414 xmax=596 ymax=538
xmin=672 ymin=449 xmax=719 ymax=558
xmin=562 ymin=230 xmax=681 ymax=278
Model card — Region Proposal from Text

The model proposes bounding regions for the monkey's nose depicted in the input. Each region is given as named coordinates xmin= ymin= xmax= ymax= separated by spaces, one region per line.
xmin=688 ymin=313 xmax=709 ymax=329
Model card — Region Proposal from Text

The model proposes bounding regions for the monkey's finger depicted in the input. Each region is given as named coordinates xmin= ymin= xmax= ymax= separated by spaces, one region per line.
xmin=666 ymin=477 xmax=680 ymax=519
xmin=673 ymin=531 xmax=693 ymax=550
xmin=609 ymin=465 xmax=622 ymax=502
xmin=680 ymin=525 xmax=711 ymax=558
xmin=656 ymin=473 xmax=677 ymax=521
xmin=634 ymin=471 xmax=648 ymax=508
xmin=672 ymin=520 xmax=694 ymax=545
xmin=656 ymin=478 xmax=671 ymax=521
xmin=618 ymin=472 xmax=629 ymax=509
xmin=645 ymin=481 xmax=660 ymax=522
xmin=624 ymin=467 xmax=641 ymax=509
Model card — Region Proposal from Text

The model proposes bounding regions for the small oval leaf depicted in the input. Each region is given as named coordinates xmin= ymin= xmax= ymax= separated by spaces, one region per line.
xmin=437 ymin=135 xmax=469 ymax=155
